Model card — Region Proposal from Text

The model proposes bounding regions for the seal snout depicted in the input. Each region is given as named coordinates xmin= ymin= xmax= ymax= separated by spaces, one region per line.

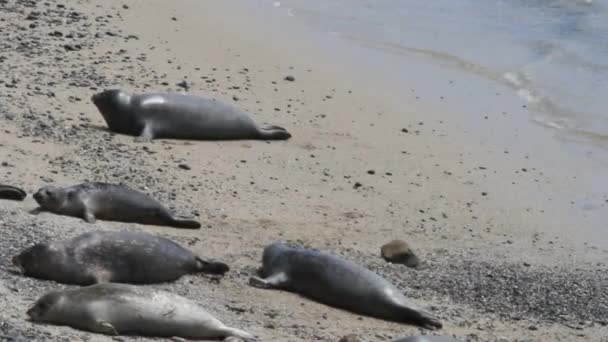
xmin=32 ymin=191 xmax=43 ymax=203
xmin=12 ymin=254 xmax=23 ymax=270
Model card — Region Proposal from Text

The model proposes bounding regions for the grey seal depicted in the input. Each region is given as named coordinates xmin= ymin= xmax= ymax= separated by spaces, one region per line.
xmin=91 ymin=89 xmax=292 ymax=141
xmin=0 ymin=184 xmax=26 ymax=201
xmin=33 ymin=182 xmax=201 ymax=229
xmin=393 ymin=337 xmax=463 ymax=342
xmin=249 ymin=242 xmax=442 ymax=329
xmin=13 ymin=230 xmax=229 ymax=285
xmin=27 ymin=283 xmax=255 ymax=341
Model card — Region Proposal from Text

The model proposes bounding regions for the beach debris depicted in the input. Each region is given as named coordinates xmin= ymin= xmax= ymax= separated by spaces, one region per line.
xmin=381 ymin=239 xmax=421 ymax=269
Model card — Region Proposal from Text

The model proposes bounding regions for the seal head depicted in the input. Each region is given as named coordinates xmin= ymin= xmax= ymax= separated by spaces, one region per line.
xmin=13 ymin=243 xmax=59 ymax=276
xmin=91 ymin=89 xmax=140 ymax=135
xmin=33 ymin=186 xmax=67 ymax=212
xmin=27 ymin=291 xmax=62 ymax=321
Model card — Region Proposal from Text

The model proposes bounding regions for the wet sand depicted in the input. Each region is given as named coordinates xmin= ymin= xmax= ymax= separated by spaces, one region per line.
xmin=0 ymin=0 xmax=607 ymax=341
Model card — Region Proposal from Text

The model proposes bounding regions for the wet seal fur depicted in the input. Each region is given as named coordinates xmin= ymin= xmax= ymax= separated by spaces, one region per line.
xmin=13 ymin=230 xmax=229 ymax=285
xmin=249 ymin=242 xmax=442 ymax=329
xmin=32 ymin=182 xmax=201 ymax=229
xmin=0 ymin=184 xmax=27 ymax=201
xmin=27 ymin=283 xmax=255 ymax=341
xmin=91 ymin=89 xmax=292 ymax=141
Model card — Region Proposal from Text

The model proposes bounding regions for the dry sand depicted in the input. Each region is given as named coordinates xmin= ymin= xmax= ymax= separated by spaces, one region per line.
xmin=0 ymin=0 xmax=606 ymax=341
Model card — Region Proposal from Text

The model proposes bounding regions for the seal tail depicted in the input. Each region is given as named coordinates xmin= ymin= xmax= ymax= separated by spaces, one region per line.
xmin=257 ymin=126 xmax=292 ymax=140
xmin=0 ymin=185 xmax=27 ymax=201
xmin=195 ymin=257 xmax=230 ymax=275
xmin=170 ymin=219 xmax=202 ymax=229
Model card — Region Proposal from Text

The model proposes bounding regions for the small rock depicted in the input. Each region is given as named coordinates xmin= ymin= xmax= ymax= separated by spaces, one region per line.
xmin=177 ymin=80 xmax=189 ymax=91
xmin=367 ymin=170 xmax=375 ymax=175
xmin=338 ymin=334 xmax=366 ymax=342
xmin=178 ymin=164 xmax=191 ymax=170
xmin=381 ymin=239 xmax=421 ymax=269
xmin=284 ymin=75 xmax=295 ymax=82
xmin=353 ymin=182 xmax=362 ymax=189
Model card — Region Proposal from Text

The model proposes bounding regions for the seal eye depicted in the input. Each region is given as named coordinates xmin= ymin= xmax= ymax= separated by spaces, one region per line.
xmin=36 ymin=301 xmax=48 ymax=311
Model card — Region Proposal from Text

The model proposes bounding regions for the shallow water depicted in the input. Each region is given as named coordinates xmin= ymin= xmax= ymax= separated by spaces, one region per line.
xmin=258 ymin=0 xmax=608 ymax=161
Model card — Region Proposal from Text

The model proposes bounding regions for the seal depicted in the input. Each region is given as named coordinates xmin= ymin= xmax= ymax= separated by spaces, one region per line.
xmin=91 ymin=89 xmax=292 ymax=141
xmin=32 ymin=182 xmax=201 ymax=229
xmin=392 ymin=337 xmax=463 ymax=342
xmin=13 ymin=230 xmax=229 ymax=285
xmin=249 ymin=242 xmax=442 ymax=329
xmin=0 ymin=184 xmax=26 ymax=201
xmin=27 ymin=283 xmax=255 ymax=341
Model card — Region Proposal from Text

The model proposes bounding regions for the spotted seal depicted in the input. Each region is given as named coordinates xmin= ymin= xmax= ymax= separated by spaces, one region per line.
xmin=13 ymin=230 xmax=229 ymax=285
xmin=33 ymin=182 xmax=201 ymax=229
xmin=249 ymin=242 xmax=442 ymax=329
xmin=27 ymin=283 xmax=255 ymax=341
xmin=91 ymin=89 xmax=291 ymax=141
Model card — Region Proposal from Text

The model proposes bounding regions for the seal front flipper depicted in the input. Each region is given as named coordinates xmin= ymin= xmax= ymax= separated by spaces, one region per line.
xmin=83 ymin=210 xmax=96 ymax=223
xmin=134 ymin=124 xmax=154 ymax=143
xmin=0 ymin=185 xmax=27 ymax=201
xmin=90 ymin=321 xmax=119 ymax=335
xmin=249 ymin=272 xmax=288 ymax=289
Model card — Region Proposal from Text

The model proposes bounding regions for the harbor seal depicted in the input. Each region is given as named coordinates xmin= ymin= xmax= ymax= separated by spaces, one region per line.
xmin=32 ymin=182 xmax=201 ymax=229
xmin=91 ymin=89 xmax=292 ymax=141
xmin=13 ymin=230 xmax=229 ymax=285
xmin=393 ymin=337 xmax=463 ymax=342
xmin=0 ymin=184 xmax=26 ymax=201
xmin=249 ymin=242 xmax=442 ymax=329
xmin=27 ymin=283 xmax=255 ymax=341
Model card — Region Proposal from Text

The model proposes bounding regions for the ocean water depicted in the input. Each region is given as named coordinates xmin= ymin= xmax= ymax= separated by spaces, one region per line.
xmin=256 ymin=0 xmax=608 ymax=159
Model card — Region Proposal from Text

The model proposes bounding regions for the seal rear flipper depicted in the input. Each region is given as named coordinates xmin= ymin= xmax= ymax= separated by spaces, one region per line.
xmin=408 ymin=310 xmax=442 ymax=330
xmin=248 ymin=272 xmax=288 ymax=289
xmin=171 ymin=219 xmax=202 ymax=229
xmin=220 ymin=327 xmax=256 ymax=342
xmin=195 ymin=257 xmax=230 ymax=275
xmin=0 ymin=185 xmax=27 ymax=201
xmin=257 ymin=127 xmax=292 ymax=140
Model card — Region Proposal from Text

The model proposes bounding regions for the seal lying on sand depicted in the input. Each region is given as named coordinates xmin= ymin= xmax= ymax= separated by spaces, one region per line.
xmin=0 ymin=184 xmax=26 ymax=201
xmin=91 ymin=89 xmax=291 ymax=141
xmin=392 ymin=336 xmax=463 ymax=342
xmin=249 ymin=242 xmax=442 ymax=329
xmin=33 ymin=182 xmax=201 ymax=229
xmin=27 ymin=283 xmax=255 ymax=341
xmin=13 ymin=230 xmax=229 ymax=285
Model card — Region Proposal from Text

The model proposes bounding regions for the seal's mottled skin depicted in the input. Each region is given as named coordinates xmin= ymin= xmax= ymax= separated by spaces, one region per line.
xmin=27 ymin=283 xmax=255 ymax=341
xmin=13 ymin=230 xmax=229 ymax=285
xmin=0 ymin=184 xmax=26 ymax=201
xmin=249 ymin=242 xmax=442 ymax=330
xmin=91 ymin=89 xmax=291 ymax=141
xmin=33 ymin=182 xmax=201 ymax=229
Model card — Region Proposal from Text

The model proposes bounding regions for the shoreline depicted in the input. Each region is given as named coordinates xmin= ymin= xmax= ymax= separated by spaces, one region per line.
xmin=0 ymin=0 xmax=607 ymax=341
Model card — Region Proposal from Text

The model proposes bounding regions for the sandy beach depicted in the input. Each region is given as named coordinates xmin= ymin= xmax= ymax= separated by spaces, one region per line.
xmin=1 ymin=0 xmax=607 ymax=341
